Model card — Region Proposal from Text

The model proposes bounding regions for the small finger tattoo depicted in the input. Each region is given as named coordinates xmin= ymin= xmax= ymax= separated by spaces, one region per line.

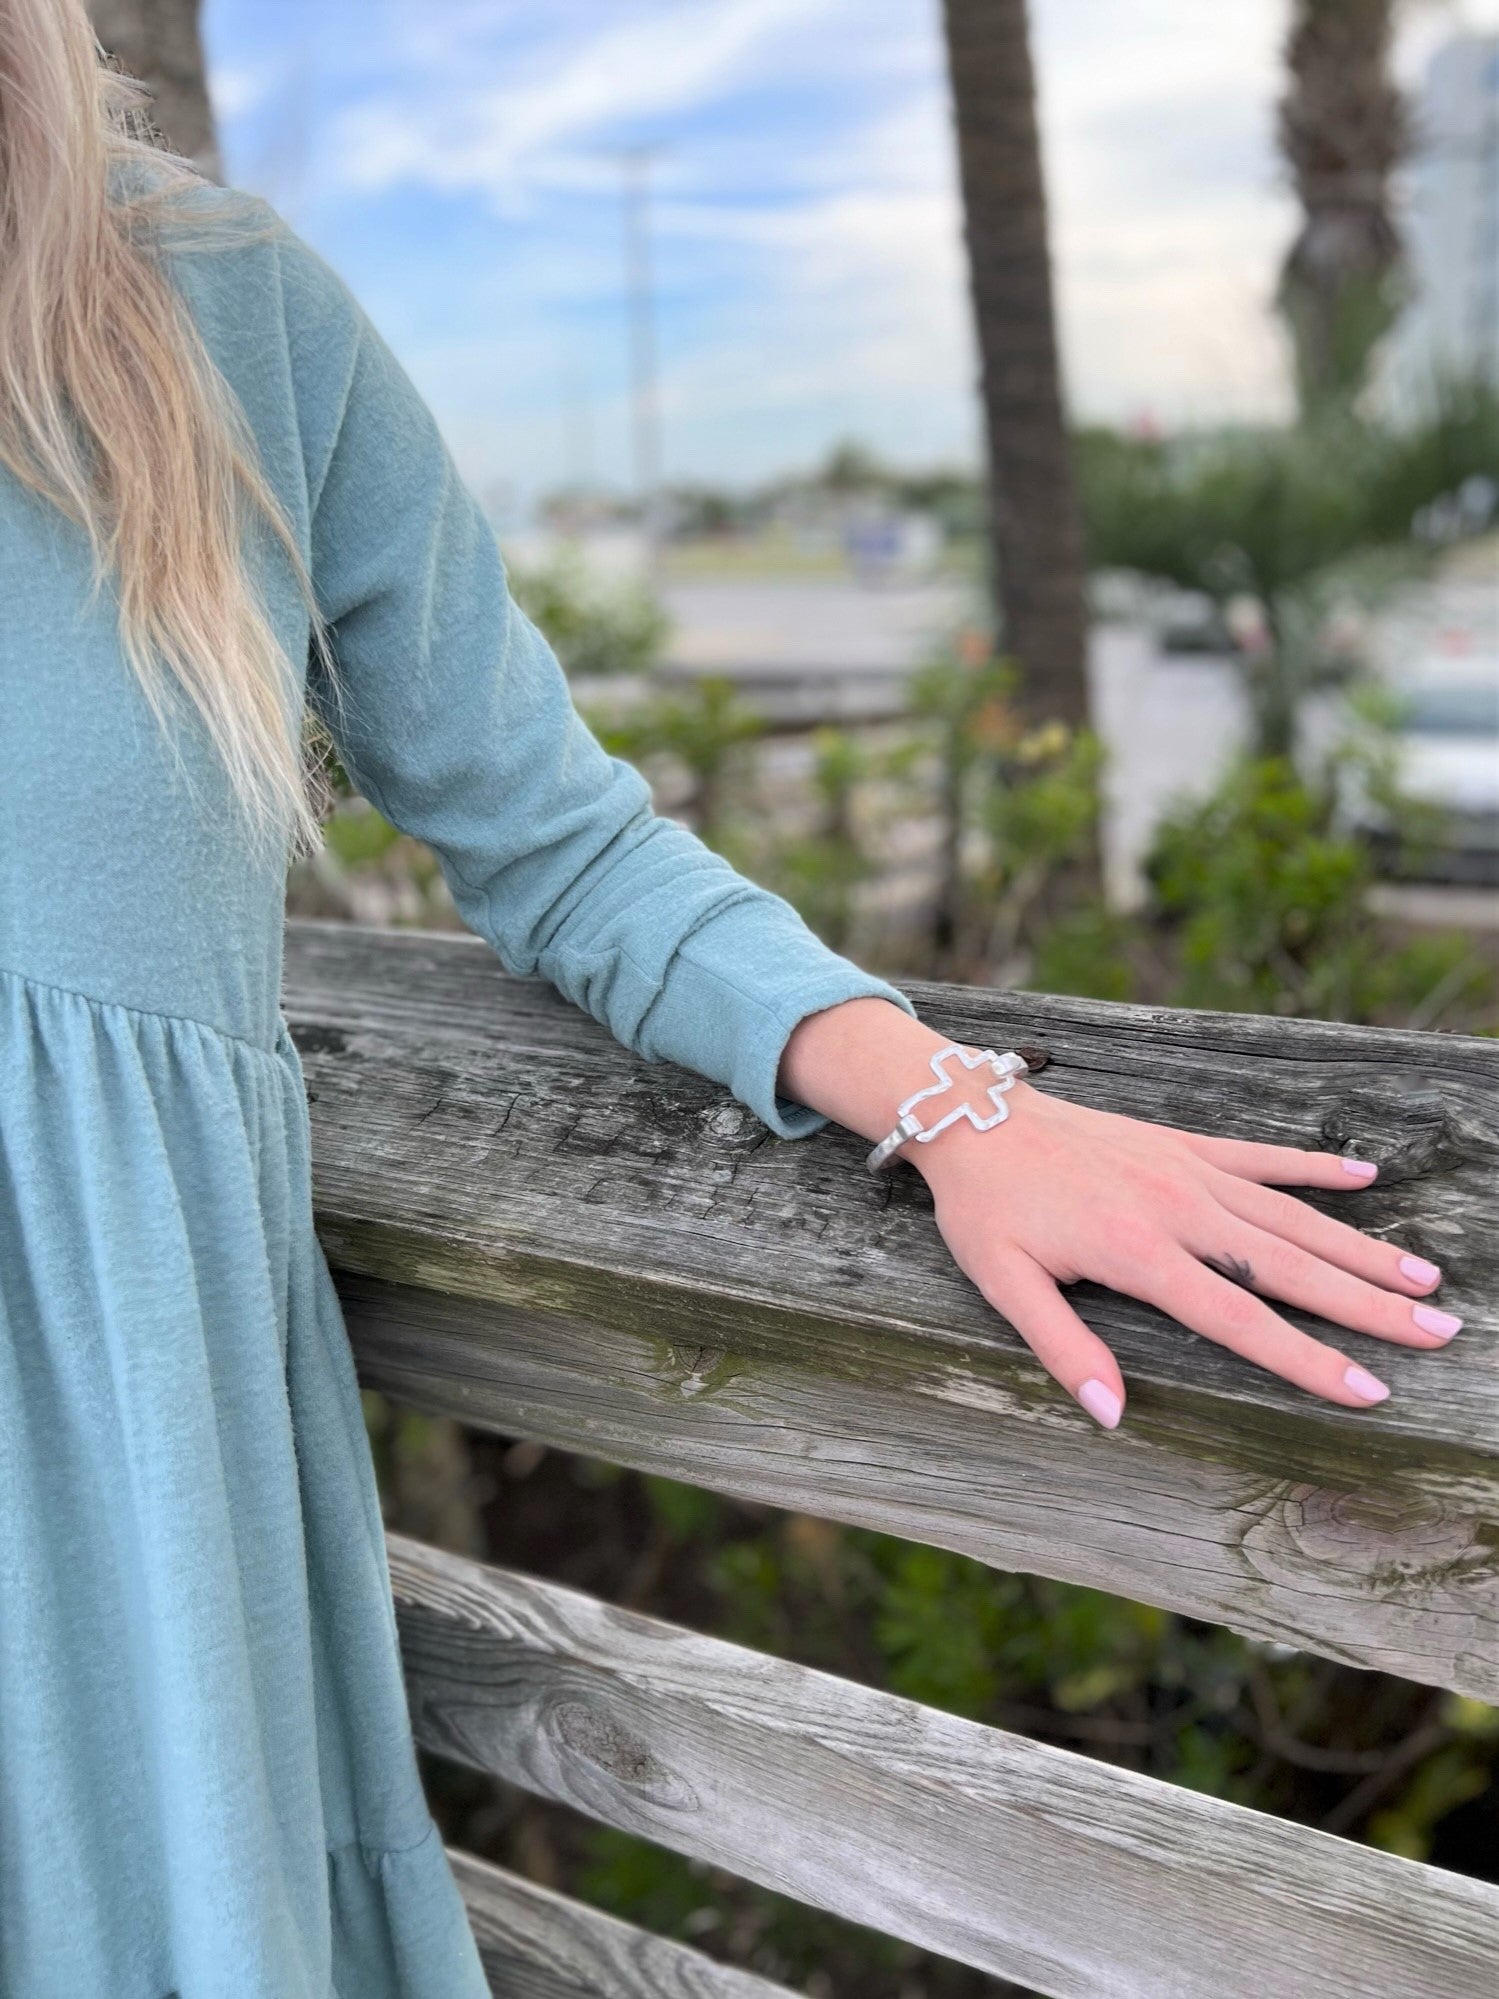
xmin=1204 ymin=1252 xmax=1256 ymax=1289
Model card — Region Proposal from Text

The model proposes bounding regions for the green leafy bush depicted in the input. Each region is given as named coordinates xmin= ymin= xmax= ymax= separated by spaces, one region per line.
xmin=589 ymin=676 xmax=764 ymax=856
xmin=508 ymin=548 xmax=669 ymax=679
xmin=1146 ymin=753 xmax=1488 ymax=1024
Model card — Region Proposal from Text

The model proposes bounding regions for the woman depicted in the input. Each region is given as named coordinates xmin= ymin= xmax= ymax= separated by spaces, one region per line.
xmin=0 ymin=5 xmax=1462 ymax=1995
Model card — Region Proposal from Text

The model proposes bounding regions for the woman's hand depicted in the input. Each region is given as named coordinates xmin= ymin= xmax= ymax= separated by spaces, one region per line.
xmin=916 ymin=1076 xmax=1457 ymax=1427
xmin=778 ymin=999 xmax=1461 ymax=1429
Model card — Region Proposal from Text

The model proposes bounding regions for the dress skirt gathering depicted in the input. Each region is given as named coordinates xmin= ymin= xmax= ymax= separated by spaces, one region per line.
xmin=0 ymin=971 xmax=489 ymax=1997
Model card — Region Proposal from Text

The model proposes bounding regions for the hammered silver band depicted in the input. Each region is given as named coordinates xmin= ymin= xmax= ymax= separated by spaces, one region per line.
xmin=866 ymin=1044 xmax=1030 ymax=1174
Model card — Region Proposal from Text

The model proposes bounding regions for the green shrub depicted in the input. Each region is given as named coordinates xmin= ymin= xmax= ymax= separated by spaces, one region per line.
xmin=1146 ymin=753 xmax=1489 ymax=1025
xmin=508 ymin=548 xmax=668 ymax=679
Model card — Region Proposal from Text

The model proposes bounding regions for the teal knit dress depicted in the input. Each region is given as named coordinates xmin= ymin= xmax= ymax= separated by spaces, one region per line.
xmin=0 ymin=176 xmax=914 ymax=1998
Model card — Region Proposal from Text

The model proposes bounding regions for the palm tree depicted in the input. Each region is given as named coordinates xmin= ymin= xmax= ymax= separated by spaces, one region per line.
xmin=88 ymin=0 xmax=220 ymax=181
xmin=940 ymin=0 xmax=1089 ymax=730
xmin=1277 ymin=0 xmax=1406 ymax=414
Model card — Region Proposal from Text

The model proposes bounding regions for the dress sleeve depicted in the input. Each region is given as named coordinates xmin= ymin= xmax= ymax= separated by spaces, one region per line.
xmin=270 ymin=218 xmax=916 ymax=1139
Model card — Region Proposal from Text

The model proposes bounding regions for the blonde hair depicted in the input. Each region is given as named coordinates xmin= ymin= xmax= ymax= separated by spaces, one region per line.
xmin=0 ymin=0 xmax=335 ymax=864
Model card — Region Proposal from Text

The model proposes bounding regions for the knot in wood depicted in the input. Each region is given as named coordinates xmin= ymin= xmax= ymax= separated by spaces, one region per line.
xmin=1310 ymin=1488 xmax=1457 ymax=1545
xmin=547 ymin=1697 xmax=698 ymax=1811
xmin=1316 ymin=1087 xmax=1460 ymax=1185
xmin=1245 ymin=1482 xmax=1486 ymax=1591
xmin=663 ymin=1343 xmax=734 ymax=1399
xmin=704 ymin=1102 xmax=755 ymax=1142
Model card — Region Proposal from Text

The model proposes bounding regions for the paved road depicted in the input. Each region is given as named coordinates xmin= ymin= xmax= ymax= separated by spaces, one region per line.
xmin=661 ymin=578 xmax=1256 ymax=910
xmin=663 ymin=576 xmax=971 ymax=678
xmin=643 ymin=573 xmax=1492 ymax=927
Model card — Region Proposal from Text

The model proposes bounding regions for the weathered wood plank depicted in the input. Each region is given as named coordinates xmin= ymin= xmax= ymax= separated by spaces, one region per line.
xmin=341 ymin=1269 xmax=1499 ymax=1700
xmin=444 ymin=1845 xmax=799 ymax=1998
xmin=393 ymin=1536 xmax=1499 ymax=1999
xmin=282 ymin=919 xmax=1499 ymax=1696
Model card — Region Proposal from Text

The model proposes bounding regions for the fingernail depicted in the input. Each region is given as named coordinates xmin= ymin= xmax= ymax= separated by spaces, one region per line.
xmin=1078 ymin=1379 xmax=1122 ymax=1430
xmin=1344 ymin=1364 xmax=1390 ymax=1404
xmin=1413 ymin=1305 xmax=1463 ymax=1340
xmin=1399 ymin=1255 xmax=1441 ymax=1286
xmin=1341 ymin=1158 xmax=1378 ymax=1180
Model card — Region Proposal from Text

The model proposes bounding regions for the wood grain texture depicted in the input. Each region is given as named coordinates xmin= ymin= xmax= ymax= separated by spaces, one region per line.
xmin=282 ymin=919 xmax=1499 ymax=1695
xmin=392 ymin=1536 xmax=1499 ymax=1999
xmin=444 ymin=1845 xmax=799 ymax=1998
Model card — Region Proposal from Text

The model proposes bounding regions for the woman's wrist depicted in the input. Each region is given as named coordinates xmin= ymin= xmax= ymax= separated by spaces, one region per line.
xmin=777 ymin=996 xmax=1031 ymax=1177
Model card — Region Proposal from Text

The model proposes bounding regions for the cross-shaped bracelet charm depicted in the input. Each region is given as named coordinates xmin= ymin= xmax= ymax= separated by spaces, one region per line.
xmin=866 ymin=1044 xmax=1030 ymax=1174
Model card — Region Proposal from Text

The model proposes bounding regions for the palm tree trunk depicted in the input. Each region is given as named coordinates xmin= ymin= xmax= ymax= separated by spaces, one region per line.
xmin=941 ymin=0 xmax=1089 ymax=729
xmin=1277 ymin=0 xmax=1406 ymax=414
xmin=88 ymin=0 xmax=220 ymax=182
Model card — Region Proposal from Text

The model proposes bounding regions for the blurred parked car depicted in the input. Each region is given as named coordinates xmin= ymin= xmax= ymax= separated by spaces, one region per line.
xmin=1353 ymin=664 xmax=1499 ymax=887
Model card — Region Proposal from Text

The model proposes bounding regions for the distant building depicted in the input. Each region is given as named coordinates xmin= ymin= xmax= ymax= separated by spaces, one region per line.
xmin=1379 ymin=33 xmax=1499 ymax=413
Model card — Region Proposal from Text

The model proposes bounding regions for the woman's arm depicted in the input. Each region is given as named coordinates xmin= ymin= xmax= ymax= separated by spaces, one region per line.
xmin=267 ymin=214 xmax=1456 ymax=1434
xmin=779 ymin=997 xmax=1460 ymax=1427
xmin=268 ymin=215 xmax=915 ymax=1139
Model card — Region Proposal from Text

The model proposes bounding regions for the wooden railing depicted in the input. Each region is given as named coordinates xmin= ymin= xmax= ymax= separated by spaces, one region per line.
xmin=283 ymin=916 xmax=1499 ymax=1999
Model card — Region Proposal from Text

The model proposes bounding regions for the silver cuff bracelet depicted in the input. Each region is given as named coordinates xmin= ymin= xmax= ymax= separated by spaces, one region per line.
xmin=866 ymin=1044 xmax=1030 ymax=1174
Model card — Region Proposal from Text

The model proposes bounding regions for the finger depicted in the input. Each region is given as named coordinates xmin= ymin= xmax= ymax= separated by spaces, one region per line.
xmin=1185 ymin=1218 xmax=1462 ymax=1350
xmin=1208 ymin=1172 xmax=1454 ymax=1304
xmin=1173 ymin=1130 xmax=1381 ymax=1190
xmin=977 ymin=1248 xmax=1127 ymax=1430
xmin=1135 ymin=1247 xmax=1392 ymax=1407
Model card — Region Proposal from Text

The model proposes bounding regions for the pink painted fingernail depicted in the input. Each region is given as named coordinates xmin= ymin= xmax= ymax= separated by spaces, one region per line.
xmin=1344 ymin=1365 xmax=1390 ymax=1404
xmin=1341 ymin=1158 xmax=1378 ymax=1180
xmin=1399 ymin=1255 xmax=1441 ymax=1285
xmin=1077 ymin=1379 xmax=1122 ymax=1430
xmin=1413 ymin=1305 xmax=1462 ymax=1340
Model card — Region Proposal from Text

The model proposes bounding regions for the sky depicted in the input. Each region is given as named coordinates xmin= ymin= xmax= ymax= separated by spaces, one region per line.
xmin=202 ymin=0 xmax=1499 ymax=507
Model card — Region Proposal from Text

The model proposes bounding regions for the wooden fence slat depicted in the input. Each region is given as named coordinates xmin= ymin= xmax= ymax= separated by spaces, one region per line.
xmin=392 ymin=1536 xmax=1499 ymax=1999
xmin=346 ymin=1265 xmax=1498 ymax=1701
xmin=283 ymin=919 xmax=1499 ymax=1698
xmin=444 ymin=1845 xmax=800 ymax=1999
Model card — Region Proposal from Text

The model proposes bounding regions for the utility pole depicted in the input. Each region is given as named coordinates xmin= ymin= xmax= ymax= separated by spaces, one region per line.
xmin=613 ymin=146 xmax=665 ymax=573
xmin=560 ymin=354 xmax=596 ymax=496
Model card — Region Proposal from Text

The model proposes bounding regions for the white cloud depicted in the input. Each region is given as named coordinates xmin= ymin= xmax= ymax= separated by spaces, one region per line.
xmin=258 ymin=0 xmax=1499 ymax=489
xmin=327 ymin=0 xmax=857 ymax=199
xmin=207 ymin=58 xmax=280 ymax=122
